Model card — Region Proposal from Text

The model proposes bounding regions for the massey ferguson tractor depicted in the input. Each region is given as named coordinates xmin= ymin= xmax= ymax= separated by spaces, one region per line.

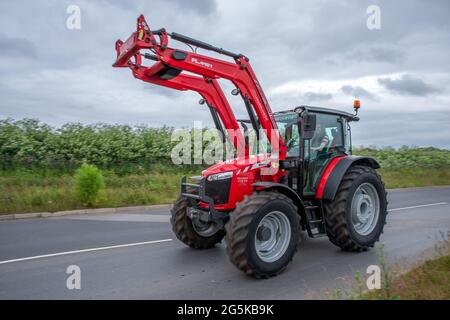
xmin=113 ymin=15 xmax=388 ymax=278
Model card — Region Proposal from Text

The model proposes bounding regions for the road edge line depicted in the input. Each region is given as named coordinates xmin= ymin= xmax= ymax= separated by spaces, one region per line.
xmin=389 ymin=202 xmax=448 ymax=212
xmin=0 ymin=239 xmax=173 ymax=265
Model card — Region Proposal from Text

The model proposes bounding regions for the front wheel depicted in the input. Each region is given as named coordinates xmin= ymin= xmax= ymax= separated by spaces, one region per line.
xmin=324 ymin=165 xmax=388 ymax=251
xmin=225 ymin=192 xmax=300 ymax=278
xmin=170 ymin=192 xmax=225 ymax=249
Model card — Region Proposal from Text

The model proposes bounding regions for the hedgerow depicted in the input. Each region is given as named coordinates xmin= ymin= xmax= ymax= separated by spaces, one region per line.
xmin=1 ymin=118 xmax=449 ymax=173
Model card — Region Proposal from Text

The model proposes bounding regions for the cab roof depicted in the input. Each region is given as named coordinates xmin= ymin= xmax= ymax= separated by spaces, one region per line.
xmin=274 ymin=105 xmax=356 ymax=120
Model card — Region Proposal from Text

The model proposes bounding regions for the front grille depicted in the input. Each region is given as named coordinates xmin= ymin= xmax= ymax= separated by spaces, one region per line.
xmin=205 ymin=178 xmax=231 ymax=204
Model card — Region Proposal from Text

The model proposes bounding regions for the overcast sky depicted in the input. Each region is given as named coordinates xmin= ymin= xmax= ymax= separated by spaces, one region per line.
xmin=1 ymin=0 xmax=449 ymax=148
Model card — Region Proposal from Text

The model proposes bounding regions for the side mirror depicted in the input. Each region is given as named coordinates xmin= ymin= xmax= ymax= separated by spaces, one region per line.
xmin=299 ymin=114 xmax=316 ymax=140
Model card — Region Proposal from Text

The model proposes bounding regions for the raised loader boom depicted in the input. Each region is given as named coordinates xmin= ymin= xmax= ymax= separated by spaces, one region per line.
xmin=113 ymin=14 xmax=285 ymax=158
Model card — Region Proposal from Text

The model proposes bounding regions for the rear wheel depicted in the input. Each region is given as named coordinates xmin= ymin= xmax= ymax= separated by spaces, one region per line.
xmin=324 ymin=165 xmax=387 ymax=251
xmin=170 ymin=189 xmax=225 ymax=249
xmin=225 ymin=192 xmax=300 ymax=278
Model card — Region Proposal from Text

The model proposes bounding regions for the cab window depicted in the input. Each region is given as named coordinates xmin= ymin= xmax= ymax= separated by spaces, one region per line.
xmin=274 ymin=113 xmax=300 ymax=157
xmin=308 ymin=113 xmax=344 ymax=158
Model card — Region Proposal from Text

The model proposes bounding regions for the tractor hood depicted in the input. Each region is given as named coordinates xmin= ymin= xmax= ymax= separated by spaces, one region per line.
xmin=197 ymin=154 xmax=283 ymax=210
xmin=201 ymin=154 xmax=274 ymax=179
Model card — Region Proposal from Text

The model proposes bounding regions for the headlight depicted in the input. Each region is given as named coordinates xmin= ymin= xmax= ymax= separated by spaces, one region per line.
xmin=207 ymin=171 xmax=233 ymax=182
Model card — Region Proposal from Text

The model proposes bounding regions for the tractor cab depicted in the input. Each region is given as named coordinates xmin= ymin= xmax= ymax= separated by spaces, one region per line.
xmin=275 ymin=106 xmax=358 ymax=196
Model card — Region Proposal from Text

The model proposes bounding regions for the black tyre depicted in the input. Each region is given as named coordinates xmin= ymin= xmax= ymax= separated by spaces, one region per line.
xmin=324 ymin=165 xmax=388 ymax=251
xmin=170 ymin=190 xmax=225 ymax=249
xmin=225 ymin=192 xmax=300 ymax=278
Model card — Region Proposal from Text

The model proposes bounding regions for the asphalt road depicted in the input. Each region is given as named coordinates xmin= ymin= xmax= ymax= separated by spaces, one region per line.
xmin=0 ymin=186 xmax=449 ymax=299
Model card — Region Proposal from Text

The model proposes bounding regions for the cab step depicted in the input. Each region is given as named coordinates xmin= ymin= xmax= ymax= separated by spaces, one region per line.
xmin=304 ymin=201 xmax=326 ymax=238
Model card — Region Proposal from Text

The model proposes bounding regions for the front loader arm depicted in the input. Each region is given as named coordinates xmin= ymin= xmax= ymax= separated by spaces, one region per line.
xmin=113 ymin=15 xmax=245 ymax=151
xmin=133 ymin=68 xmax=246 ymax=152
xmin=152 ymin=48 xmax=282 ymax=151
xmin=113 ymin=15 xmax=286 ymax=158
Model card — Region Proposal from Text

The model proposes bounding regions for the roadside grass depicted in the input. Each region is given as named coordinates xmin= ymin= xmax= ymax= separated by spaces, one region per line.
xmin=380 ymin=167 xmax=450 ymax=189
xmin=363 ymin=233 xmax=450 ymax=300
xmin=0 ymin=167 xmax=449 ymax=214
xmin=330 ymin=232 xmax=450 ymax=300
xmin=0 ymin=169 xmax=193 ymax=214
xmin=362 ymin=255 xmax=450 ymax=300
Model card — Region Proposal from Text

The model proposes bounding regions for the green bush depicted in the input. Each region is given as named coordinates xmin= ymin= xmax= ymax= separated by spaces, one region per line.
xmin=73 ymin=163 xmax=105 ymax=207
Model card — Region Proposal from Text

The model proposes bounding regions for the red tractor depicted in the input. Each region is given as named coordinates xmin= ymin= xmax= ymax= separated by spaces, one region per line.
xmin=113 ymin=15 xmax=388 ymax=278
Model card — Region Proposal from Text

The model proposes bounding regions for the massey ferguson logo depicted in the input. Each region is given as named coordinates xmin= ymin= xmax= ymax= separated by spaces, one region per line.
xmin=191 ymin=57 xmax=213 ymax=68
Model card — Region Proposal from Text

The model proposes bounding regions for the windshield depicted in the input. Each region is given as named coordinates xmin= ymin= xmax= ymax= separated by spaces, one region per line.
xmin=274 ymin=112 xmax=300 ymax=157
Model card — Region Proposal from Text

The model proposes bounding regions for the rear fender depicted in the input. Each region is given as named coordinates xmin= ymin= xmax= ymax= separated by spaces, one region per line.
xmin=316 ymin=156 xmax=380 ymax=200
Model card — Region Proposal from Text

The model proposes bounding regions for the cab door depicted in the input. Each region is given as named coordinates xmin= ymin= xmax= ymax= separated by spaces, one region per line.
xmin=304 ymin=112 xmax=346 ymax=195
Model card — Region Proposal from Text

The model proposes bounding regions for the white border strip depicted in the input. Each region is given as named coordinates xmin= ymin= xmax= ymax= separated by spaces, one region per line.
xmin=0 ymin=239 xmax=173 ymax=265
xmin=389 ymin=202 xmax=447 ymax=212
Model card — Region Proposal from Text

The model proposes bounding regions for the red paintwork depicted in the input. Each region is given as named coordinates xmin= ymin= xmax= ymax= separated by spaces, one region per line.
xmin=113 ymin=15 xmax=285 ymax=156
xmin=113 ymin=15 xmax=343 ymax=211
xmin=315 ymin=156 xmax=346 ymax=199
xmin=197 ymin=154 xmax=285 ymax=210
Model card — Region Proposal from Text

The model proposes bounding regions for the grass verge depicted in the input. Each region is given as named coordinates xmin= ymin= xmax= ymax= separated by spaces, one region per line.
xmin=380 ymin=167 xmax=450 ymax=189
xmin=0 ymin=170 xmax=191 ymax=214
xmin=330 ymin=232 xmax=450 ymax=300
xmin=0 ymin=167 xmax=449 ymax=214
xmin=362 ymin=254 xmax=450 ymax=299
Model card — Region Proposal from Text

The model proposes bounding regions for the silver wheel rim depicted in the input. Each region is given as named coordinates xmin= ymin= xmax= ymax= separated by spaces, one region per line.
xmin=192 ymin=219 xmax=222 ymax=237
xmin=255 ymin=211 xmax=291 ymax=263
xmin=350 ymin=182 xmax=380 ymax=236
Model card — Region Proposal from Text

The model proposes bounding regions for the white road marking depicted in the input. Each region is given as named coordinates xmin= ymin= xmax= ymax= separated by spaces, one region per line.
xmin=389 ymin=202 xmax=448 ymax=212
xmin=1 ymin=202 xmax=447 ymax=265
xmin=0 ymin=239 xmax=173 ymax=265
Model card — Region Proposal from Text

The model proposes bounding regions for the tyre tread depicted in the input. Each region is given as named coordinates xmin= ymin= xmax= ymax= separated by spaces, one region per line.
xmin=170 ymin=191 xmax=225 ymax=249
xmin=324 ymin=165 xmax=388 ymax=251
xmin=225 ymin=192 xmax=299 ymax=278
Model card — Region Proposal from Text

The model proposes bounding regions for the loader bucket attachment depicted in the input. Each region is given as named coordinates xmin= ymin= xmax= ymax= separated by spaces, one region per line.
xmin=112 ymin=15 xmax=167 ymax=68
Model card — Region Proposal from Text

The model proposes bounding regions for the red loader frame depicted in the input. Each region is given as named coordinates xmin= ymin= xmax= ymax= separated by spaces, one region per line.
xmin=113 ymin=15 xmax=285 ymax=159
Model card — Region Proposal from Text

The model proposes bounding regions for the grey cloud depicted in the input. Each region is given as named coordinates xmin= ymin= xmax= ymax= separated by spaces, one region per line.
xmin=378 ymin=74 xmax=439 ymax=96
xmin=341 ymin=85 xmax=377 ymax=101
xmin=304 ymin=92 xmax=333 ymax=102
xmin=368 ymin=47 xmax=405 ymax=64
xmin=347 ymin=45 xmax=405 ymax=64
xmin=352 ymin=110 xmax=450 ymax=148
xmin=1 ymin=0 xmax=450 ymax=147
xmin=170 ymin=0 xmax=217 ymax=14
xmin=106 ymin=0 xmax=217 ymax=14
xmin=0 ymin=33 xmax=37 ymax=58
